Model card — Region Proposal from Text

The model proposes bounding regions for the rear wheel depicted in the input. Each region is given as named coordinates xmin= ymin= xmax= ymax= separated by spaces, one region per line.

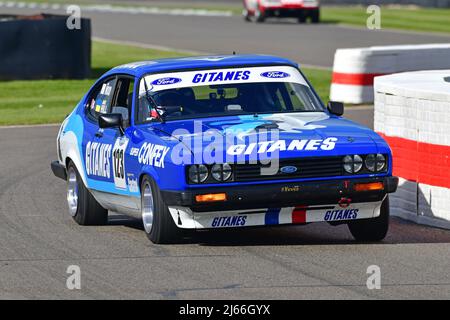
xmin=347 ymin=196 xmax=390 ymax=242
xmin=67 ymin=161 xmax=108 ymax=225
xmin=141 ymin=176 xmax=185 ymax=244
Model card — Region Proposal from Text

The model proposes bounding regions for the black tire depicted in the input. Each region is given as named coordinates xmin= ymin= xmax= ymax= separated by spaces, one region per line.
xmin=298 ymin=11 xmax=307 ymax=23
xmin=141 ymin=176 xmax=185 ymax=244
xmin=67 ymin=161 xmax=108 ymax=226
xmin=255 ymin=8 xmax=265 ymax=23
xmin=348 ymin=196 xmax=390 ymax=242
xmin=310 ymin=9 xmax=320 ymax=23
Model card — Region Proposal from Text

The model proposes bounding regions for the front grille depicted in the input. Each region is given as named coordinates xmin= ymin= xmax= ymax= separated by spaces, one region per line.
xmin=234 ymin=156 xmax=344 ymax=182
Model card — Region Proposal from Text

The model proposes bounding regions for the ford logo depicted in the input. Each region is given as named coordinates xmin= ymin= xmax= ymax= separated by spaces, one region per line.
xmin=280 ymin=166 xmax=298 ymax=174
xmin=260 ymin=71 xmax=290 ymax=79
xmin=151 ymin=77 xmax=182 ymax=85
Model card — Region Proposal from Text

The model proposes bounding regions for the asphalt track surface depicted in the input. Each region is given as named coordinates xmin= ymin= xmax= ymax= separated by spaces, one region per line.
xmin=1 ymin=110 xmax=450 ymax=299
xmin=1 ymin=5 xmax=450 ymax=300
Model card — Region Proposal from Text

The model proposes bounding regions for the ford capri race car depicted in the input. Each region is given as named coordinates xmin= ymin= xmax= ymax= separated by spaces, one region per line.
xmin=51 ymin=55 xmax=398 ymax=244
xmin=243 ymin=0 xmax=320 ymax=23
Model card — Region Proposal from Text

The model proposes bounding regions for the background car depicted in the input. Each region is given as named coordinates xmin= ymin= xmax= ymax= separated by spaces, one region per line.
xmin=243 ymin=0 xmax=320 ymax=23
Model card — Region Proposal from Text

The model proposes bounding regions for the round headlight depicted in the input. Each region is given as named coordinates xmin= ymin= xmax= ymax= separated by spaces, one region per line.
xmin=343 ymin=155 xmax=363 ymax=174
xmin=211 ymin=163 xmax=232 ymax=181
xmin=365 ymin=154 xmax=386 ymax=172
xmin=365 ymin=154 xmax=376 ymax=172
xmin=376 ymin=154 xmax=386 ymax=171
xmin=188 ymin=165 xmax=208 ymax=183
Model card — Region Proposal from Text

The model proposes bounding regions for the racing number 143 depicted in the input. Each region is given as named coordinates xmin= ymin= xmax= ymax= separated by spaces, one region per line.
xmin=112 ymin=137 xmax=129 ymax=189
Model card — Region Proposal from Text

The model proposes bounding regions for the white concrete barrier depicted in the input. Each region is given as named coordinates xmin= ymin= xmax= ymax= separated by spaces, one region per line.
xmin=330 ymin=44 xmax=450 ymax=104
xmin=374 ymin=70 xmax=450 ymax=229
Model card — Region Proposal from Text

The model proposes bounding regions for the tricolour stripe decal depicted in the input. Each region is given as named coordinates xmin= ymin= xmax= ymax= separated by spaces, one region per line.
xmin=265 ymin=208 xmax=281 ymax=225
xmin=292 ymin=205 xmax=307 ymax=224
xmin=332 ymin=72 xmax=386 ymax=86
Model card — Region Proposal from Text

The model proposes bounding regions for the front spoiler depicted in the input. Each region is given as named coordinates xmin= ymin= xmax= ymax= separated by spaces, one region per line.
xmin=161 ymin=176 xmax=398 ymax=212
xmin=51 ymin=161 xmax=67 ymax=180
xmin=168 ymin=198 xmax=386 ymax=230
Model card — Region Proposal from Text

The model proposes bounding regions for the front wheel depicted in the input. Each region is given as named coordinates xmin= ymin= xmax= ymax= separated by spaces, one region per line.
xmin=347 ymin=196 xmax=390 ymax=242
xmin=255 ymin=7 xmax=265 ymax=23
xmin=243 ymin=9 xmax=251 ymax=22
xmin=310 ymin=9 xmax=320 ymax=23
xmin=66 ymin=161 xmax=108 ymax=225
xmin=141 ymin=176 xmax=185 ymax=244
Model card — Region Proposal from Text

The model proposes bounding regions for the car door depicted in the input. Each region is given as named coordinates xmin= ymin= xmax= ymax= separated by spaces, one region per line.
xmin=83 ymin=77 xmax=117 ymax=187
xmin=95 ymin=76 xmax=135 ymax=194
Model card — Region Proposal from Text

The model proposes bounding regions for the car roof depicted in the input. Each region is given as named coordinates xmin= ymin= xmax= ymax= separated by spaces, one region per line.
xmin=103 ymin=54 xmax=299 ymax=78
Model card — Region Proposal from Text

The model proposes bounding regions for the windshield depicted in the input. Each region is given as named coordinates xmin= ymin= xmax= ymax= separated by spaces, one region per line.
xmin=137 ymin=66 xmax=324 ymax=123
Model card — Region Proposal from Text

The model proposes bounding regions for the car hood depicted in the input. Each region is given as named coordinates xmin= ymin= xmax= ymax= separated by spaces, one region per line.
xmin=149 ymin=112 xmax=387 ymax=163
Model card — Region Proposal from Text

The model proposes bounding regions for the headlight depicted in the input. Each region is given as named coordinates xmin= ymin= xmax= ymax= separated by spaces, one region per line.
xmin=365 ymin=154 xmax=386 ymax=172
xmin=211 ymin=163 xmax=232 ymax=182
xmin=343 ymin=155 xmax=363 ymax=174
xmin=188 ymin=165 xmax=208 ymax=183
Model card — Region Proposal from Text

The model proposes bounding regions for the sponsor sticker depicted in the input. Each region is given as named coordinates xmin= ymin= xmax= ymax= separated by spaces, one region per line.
xmin=324 ymin=208 xmax=359 ymax=221
xmin=211 ymin=215 xmax=247 ymax=228
xmin=137 ymin=142 xmax=170 ymax=168
xmin=151 ymin=77 xmax=182 ymax=86
xmin=85 ymin=141 xmax=112 ymax=178
xmin=260 ymin=71 xmax=290 ymax=78
xmin=192 ymin=70 xmax=251 ymax=83
xmin=227 ymin=138 xmax=337 ymax=155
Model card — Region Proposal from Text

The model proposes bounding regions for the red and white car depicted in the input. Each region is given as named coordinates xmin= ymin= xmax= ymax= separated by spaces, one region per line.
xmin=243 ymin=0 xmax=320 ymax=23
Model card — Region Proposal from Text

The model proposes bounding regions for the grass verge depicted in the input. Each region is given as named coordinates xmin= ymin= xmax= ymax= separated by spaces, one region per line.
xmin=0 ymin=40 xmax=331 ymax=126
xmin=321 ymin=6 xmax=450 ymax=34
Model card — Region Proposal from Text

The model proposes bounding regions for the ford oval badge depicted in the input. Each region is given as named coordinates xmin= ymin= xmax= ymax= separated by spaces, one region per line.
xmin=260 ymin=71 xmax=290 ymax=79
xmin=151 ymin=77 xmax=182 ymax=86
xmin=280 ymin=166 xmax=298 ymax=174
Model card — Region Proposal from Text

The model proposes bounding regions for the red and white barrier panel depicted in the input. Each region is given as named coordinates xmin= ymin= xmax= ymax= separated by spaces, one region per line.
xmin=330 ymin=44 xmax=450 ymax=104
xmin=374 ymin=70 xmax=450 ymax=228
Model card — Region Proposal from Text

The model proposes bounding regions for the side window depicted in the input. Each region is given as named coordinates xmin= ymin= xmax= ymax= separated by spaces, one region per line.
xmin=87 ymin=78 xmax=117 ymax=120
xmin=111 ymin=77 xmax=135 ymax=127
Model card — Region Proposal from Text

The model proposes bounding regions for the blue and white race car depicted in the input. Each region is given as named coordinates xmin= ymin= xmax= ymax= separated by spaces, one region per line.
xmin=51 ymin=55 xmax=398 ymax=244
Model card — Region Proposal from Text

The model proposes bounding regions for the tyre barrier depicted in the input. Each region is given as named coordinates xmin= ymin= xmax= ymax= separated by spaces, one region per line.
xmin=0 ymin=13 xmax=91 ymax=80
xmin=374 ymin=70 xmax=450 ymax=229
xmin=330 ymin=44 xmax=450 ymax=104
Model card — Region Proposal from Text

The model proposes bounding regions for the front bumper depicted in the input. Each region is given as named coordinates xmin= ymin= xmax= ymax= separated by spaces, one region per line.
xmin=161 ymin=176 xmax=398 ymax=212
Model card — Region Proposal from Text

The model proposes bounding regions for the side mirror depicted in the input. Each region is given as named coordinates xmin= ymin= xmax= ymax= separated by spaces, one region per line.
xmin=99 ymin=113 xmax=124 ymax=135
xmin=327 ymin=101 xmax=344 ymax=116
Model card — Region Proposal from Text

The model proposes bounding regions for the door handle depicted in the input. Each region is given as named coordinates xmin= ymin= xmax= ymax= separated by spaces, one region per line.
xmin=95 ymin=131 xmax=103 ymax=138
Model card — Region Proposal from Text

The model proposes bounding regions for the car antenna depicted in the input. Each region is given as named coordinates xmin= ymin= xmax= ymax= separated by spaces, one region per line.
xmin=143 ymin=80 xmax=164 ymax=123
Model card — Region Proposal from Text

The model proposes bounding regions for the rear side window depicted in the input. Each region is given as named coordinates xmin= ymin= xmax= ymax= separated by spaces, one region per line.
xmin=87 ymin=78 xmax=117 ymax=120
